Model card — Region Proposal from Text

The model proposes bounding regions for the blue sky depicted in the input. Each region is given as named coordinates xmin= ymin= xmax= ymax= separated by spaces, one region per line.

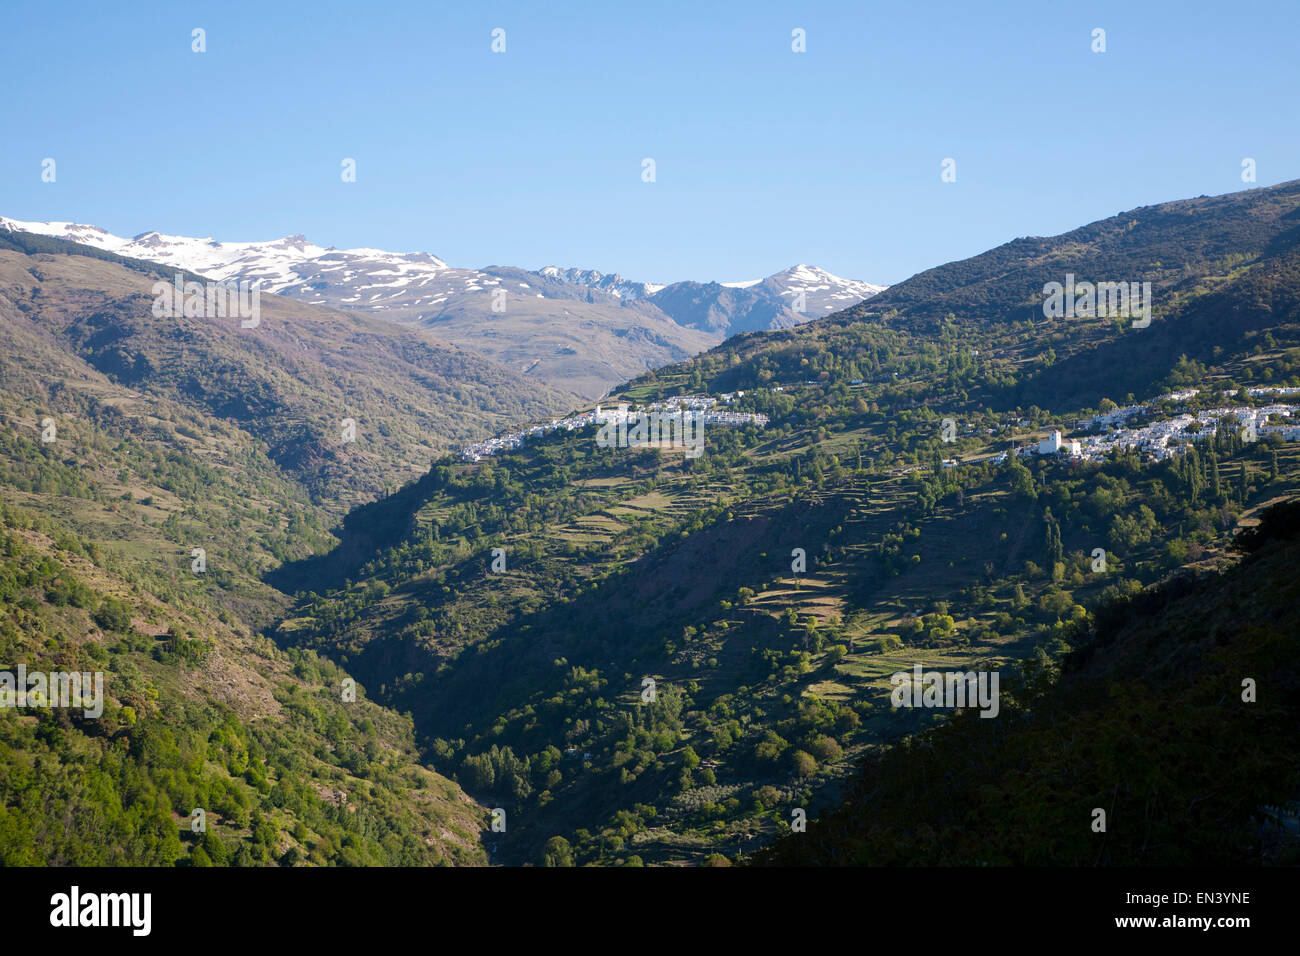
xmin=2 ymin=0 xmax=1297 ymax=285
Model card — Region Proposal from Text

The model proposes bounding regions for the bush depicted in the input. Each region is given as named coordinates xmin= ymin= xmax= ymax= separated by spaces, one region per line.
xmin=541 ymin=836 xmax=574 ymax=867
xmin=791 ymin=750 xmax=817 ymax=777
xmin=93 ymin=597 xmax=133 ymax=633
xmin=807 ymin=736 xmax=843 ymax=763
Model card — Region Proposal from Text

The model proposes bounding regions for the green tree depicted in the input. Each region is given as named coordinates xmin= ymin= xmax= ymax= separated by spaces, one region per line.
xmin=791 ymin=750 xmax=817 ymax=777
xmin=541 ymin=836 xmax=574 ymax=867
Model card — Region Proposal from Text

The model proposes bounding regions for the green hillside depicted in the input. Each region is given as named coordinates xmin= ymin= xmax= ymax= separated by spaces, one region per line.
xmin=0 ymin=505 xmax=486 ymax=865
xmin=0 ymin=236 xmax=582 ymax=864
xmin=271 ymin=182 xmax=1300 ymax=865
xmin=752 ymin=500 xmax=1300 ymax=866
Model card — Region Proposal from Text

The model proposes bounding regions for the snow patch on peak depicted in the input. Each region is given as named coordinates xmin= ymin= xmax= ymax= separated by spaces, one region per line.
xmin=0 ymin=216 xmax=456 ymax=294
xmin=758 ymin=264 xmax=887 ymax=316
xmin=534 ymin=266 xmax=653 ymax=300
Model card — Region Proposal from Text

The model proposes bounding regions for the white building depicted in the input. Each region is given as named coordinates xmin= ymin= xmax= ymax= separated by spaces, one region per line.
xmin=1037 ymin=430 xmax=1081 ymax=457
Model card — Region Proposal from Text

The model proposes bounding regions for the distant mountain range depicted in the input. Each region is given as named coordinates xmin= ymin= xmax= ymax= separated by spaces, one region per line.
xmin=530 ymin=262 xmax=884 ymax=326
xmin=0 ymin=224 xmax=576 ymax=507
xmin=0 ymin=217 xmax=884 ymax=397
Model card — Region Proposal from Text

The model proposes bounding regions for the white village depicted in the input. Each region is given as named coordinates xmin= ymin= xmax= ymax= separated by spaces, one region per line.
xmin=461 ymin=378 xmax=1300 ymax=469
xmin=977 ymin=387 xmax=1300 ymax=468
xmin=459 ymin=393 xmax=769 ymax=461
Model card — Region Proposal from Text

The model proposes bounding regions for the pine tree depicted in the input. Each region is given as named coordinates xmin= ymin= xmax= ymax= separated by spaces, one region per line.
xmin=1186 ymin=446 xmax=1203 ymax=503
xmin=1044 ymin=508 xmax=1063 ymax=567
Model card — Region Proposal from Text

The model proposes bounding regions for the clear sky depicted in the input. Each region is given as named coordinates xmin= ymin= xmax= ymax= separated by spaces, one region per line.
xmin=2 ymin=0 xmax=1297 ymax=286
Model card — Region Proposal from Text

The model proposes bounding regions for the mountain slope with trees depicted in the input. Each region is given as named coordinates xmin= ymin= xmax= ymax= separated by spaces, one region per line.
xmin=753 ymin=500 xmax=1300 ymax=866
xmin=5 ymin=180 xmax=1300 ymax=866
xmin=0 ymin=233 xmax=510 ymax=865
xmin=269 ymin=181 xmax=1300 ymax=864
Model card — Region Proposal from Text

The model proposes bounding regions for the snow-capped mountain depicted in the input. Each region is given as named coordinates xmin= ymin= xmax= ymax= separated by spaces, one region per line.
xmin=535 ymin=267 xmax=665 ymax=299
xmin=533 ymin=263 xmax=882 ymax=319
xmin=638 ymin=264 xmax=886 ymax=337
xmin=0 ymin=216 xmax=885 ymax=396
xmin=0 ymin=216 xmax=465 ymax=310
xmin=754 ymin=264 xmax=888 ymax=318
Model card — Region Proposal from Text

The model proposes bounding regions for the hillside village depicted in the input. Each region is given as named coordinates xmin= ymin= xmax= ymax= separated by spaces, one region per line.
xmin=459 ymin=393 xmax=769 ymax=461
xmin=1072 ymin=403 xmax=1300 ymax=461
xmin=1062 ymin=387 xmax=1300 ymax=461
xmin=461 ymin=376 xmax=1300 ymax=468
xmin=957 ymin=402 xmax=1300 ymax=471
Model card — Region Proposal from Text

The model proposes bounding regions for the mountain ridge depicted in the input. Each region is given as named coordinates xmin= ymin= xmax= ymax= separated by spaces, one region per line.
xmin=0 ymin=216 xmax=884 ymax=397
